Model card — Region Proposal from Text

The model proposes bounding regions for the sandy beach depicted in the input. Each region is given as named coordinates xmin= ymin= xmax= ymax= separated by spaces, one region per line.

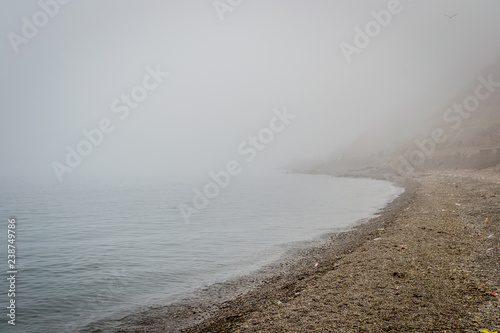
xmin=99 ymin=168 xmax=499 ymax=332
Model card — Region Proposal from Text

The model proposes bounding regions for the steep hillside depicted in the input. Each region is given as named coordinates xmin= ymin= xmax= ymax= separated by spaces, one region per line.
xmin=310 ymin=58 xmax=500 ymax=175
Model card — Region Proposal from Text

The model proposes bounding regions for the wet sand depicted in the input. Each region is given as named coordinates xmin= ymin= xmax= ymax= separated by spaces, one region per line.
xmin=91 ymin=169 xmax=499 ymax=332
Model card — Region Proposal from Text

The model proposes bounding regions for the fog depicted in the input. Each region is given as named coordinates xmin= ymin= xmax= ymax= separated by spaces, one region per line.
xmin=2 ymin=0 xmax=500 ymax=182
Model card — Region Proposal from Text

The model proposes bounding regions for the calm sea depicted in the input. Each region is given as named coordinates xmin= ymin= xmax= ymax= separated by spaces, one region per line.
xmin=0 ymin=172 xmax=402 ymax=332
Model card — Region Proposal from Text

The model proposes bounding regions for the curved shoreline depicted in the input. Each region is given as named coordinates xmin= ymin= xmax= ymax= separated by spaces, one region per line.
xmin=83 ymin=168 xmax=500 ymax=332
xmin=83 ymin=175 xmax=413 ymax=332
xmin=185 ymin=169 xmax=499 ymax=332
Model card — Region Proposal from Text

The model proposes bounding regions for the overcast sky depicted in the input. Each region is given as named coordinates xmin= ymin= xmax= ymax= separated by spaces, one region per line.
xmin=2 ymin=0 xmax=500 ymax=183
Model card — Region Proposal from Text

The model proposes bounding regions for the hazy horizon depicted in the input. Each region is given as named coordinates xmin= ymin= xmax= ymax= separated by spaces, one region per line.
xmin=2 ymin=1 xmax=500 ymax=183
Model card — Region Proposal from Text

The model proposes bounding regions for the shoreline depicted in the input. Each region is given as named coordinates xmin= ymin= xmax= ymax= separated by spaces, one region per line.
xmin=183 ymin=176 xmax=418 ymax=333
xmin=84 ymin=174 xmax=412 ymax=332
xmin=86 ymin=169 xmax=499 ymax=332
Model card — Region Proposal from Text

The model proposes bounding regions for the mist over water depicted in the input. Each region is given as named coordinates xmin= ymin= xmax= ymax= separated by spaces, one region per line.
xmin=2 ymin=1 xmax=500 ymax=181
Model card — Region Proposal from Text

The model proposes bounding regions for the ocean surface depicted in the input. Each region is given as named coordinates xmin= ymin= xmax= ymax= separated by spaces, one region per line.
xmin=0 ymin=172 xmax=402 ymax=332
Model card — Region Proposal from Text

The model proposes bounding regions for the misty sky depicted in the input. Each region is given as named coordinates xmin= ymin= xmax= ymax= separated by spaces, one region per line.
xmin=2 ymin=0 xmax=500 ymax=182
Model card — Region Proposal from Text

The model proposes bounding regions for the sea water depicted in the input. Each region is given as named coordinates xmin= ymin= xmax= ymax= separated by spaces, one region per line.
xmin=0 ymin=172 xmax=402 ymax=332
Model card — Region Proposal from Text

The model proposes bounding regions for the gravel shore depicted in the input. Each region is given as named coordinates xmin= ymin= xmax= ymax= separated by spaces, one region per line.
xmin=97 ymin=169 xmax=499 ymax=332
